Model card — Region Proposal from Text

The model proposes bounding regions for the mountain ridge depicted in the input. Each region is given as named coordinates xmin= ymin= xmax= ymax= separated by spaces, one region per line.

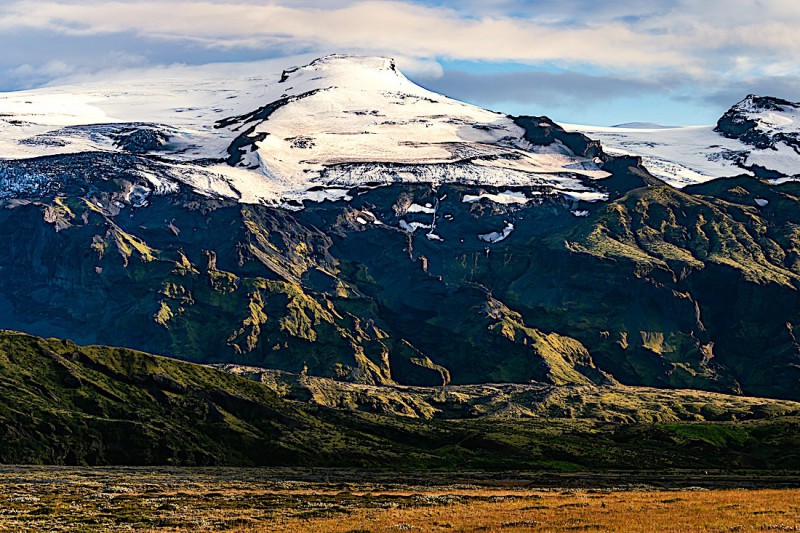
xmin=0 ymin=55 xmax=799 ymax=403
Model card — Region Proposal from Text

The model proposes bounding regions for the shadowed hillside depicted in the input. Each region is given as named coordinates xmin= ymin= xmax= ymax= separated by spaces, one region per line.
xmin=2 ymin=331 xmax=800 ymax=470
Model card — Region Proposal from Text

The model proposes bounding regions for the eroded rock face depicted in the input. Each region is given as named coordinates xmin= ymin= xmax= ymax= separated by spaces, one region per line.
xmin=1 ymin=148 xmax=800 ymax=401
xmin=0 ymin=165 xmax=609 ymax=388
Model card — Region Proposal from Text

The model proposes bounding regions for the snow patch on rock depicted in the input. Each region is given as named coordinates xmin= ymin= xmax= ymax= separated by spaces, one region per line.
xmin=463 ymin=190 xmax=533 ymax=205
xmin=479 ymin=222 xmax=515 ymax=243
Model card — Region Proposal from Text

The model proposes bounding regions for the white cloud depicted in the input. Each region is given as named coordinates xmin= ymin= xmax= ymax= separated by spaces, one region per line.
xmin=10 ymin=60 xmax=74 ymax=78
xmin=2 ymin=0 xmax=791 ymax=77
xmin=393 ymin=56 xmax=443 ymax=78
xmin=2 ymin=49 xmax=150 ymax=88
xmin=1 ymin=0 xmax=798 ymax=122
xmin=40 ymin=53 xmax=321 ymax=86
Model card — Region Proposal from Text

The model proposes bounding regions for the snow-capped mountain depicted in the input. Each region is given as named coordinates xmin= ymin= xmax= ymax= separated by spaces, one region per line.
xmin=3 ymin=54 xmax=798 ymax=209
xmin=563 ymin=95 xmax=800 ymax=187
xmin=716 ymin=95 xmax=800 ymax=177
xmin=0 ymin=55 xmax=609 ymax=206
xmin=3 ymin=55 xmax=800 ymax=401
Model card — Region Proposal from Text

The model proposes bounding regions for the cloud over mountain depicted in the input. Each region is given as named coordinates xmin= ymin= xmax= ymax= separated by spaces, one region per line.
xmin=1 ymin=0 xmax=799 ymax=124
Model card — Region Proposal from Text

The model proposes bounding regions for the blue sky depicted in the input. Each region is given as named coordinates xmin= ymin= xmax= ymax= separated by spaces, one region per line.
xmin=1 ymin=0 xmax=799 ymax=125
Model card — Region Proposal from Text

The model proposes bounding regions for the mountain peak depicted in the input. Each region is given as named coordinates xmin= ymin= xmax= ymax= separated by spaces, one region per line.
xmin=310 ymin=54 xmax=397 ymax=71
xmin=716 ymin=94 xmax=800 ymax=154
xmin=733 ymin=94 xmax=799 ymax=114
xmin=0 ymin=52 xmax=612 ymax=207
xmin=279 ymin=54 xmax=400 ymax=84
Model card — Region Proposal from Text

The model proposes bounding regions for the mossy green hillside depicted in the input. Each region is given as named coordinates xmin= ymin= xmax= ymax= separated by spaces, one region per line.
xmin=1 ymin=173 xmax=800 ymax=400
xmin=2 ymin=330 xmax=800 ymax=470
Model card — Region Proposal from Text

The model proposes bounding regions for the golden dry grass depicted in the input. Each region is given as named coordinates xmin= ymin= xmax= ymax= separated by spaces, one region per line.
xmin=0 ymin=467 xmax=798 ymax=532
xmin=272 ymin=488 xmax=800 ymax=532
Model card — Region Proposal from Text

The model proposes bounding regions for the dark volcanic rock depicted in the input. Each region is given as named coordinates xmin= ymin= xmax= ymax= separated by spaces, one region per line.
xmin=716 ymin=94 xmax=800 ymax=151
xmin=112 ymin=126 xmax=170 ymax=153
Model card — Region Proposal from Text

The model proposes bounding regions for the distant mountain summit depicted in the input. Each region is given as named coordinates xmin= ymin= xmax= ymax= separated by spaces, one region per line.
xmin=714 ymin=95 xmax=800 ymax=177
xmin=566 ymin=94 xmax=800 ymax=186
xmin=611 ymin=122 xmax=676 ymax=129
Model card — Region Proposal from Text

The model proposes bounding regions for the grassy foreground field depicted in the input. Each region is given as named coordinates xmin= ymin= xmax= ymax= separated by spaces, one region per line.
xmin=0 ymin=467 xmax=798 ymax=532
